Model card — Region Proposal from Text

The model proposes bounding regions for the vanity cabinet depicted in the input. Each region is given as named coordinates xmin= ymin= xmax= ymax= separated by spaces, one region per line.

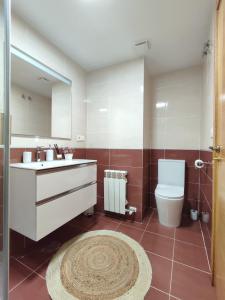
xmin=10 ymin=162 xmax=97 ymax=241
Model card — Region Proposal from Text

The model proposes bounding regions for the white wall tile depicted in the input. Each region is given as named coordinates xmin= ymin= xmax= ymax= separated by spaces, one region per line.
xmin=151 ymin=66 xmax=202 ymax=150
xmin=86 ymin=58 xmax=145 ymax=149
xmin=201 ymin=16 xmax=215 ymax=151
xmin=164 ymin=116 xmax=200 ymax=149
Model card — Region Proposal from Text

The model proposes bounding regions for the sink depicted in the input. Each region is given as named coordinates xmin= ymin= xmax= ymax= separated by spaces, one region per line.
xmin=10 ymin=159 xmax=97 ymax=170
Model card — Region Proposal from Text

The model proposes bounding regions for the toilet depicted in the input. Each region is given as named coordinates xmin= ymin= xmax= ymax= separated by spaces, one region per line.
xmin=155 ymin=159 xmax=185 ymax=227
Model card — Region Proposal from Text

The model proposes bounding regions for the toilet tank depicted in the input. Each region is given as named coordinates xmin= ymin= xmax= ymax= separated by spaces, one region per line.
xmin=158 ymin=159 xmax=185 ymax=187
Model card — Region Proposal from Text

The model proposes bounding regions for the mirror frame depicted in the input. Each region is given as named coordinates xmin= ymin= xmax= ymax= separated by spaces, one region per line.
xmin=11 ymin=45 xmax=72 ymax=140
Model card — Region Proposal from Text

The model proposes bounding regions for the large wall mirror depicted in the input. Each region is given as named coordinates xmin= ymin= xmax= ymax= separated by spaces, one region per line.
xmin=11 ymin=46 xmax=72 ymax=139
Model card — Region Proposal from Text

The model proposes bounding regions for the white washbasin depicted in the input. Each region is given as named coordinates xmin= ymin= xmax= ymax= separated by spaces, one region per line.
xmin=10 ymin=159 xmax=97 ymax=170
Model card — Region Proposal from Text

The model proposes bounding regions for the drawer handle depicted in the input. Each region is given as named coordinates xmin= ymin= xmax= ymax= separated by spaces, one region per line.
xmin=36 ymin=181 xmax=96 ymax=206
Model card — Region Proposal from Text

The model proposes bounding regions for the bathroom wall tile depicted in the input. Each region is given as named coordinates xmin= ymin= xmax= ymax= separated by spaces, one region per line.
xmin=200 ymin=190 xmax=212 ymax=211
xmin=150 ymin=179 xmax=157 ymax=194
xmin=150 ymin=149 xmax=165 ymax=164
xmin=151 ymin=67 xmax=202 ymax=151
xmin=164 ymin=116 xmax=200 ymax=150
xmin=200 ymin=169 xmax=212 ymax=185
xmin=97 ymin=182 xmax=104 ymax=198
xmin=150 ymin=193 xmax=157 ymax=208
xmin=86 ymin=148 xmax=110 ymax=165
xmin=185 ymin=183 xmax=199 ymax=201
xmin=110 ymin=149 xmax=143 ymax=168
xmin=127 ymin=185 xmax=143 ymax=205
xmin=112 ymin=166 xmax=144 ymax=187
xmin=95 ymin=196 xmax=104 ymax=213
xmin=165 ymin=149 xmax=199 ymax=167
xmin=199 ymin=151 xmax=213 ymax=249
xmin=10 ymin=148 xmax=24 ymax=163
xmin=0 ymin=206 xmax=3 ymax=240
xmin=0 ymin=177 xmax=3 ymax=206
xmin=74 ymin=148 xmax=86 ymax=159
xmin=186 ymin=166 xmax=200 ymax=184
xmin=150 ymin=117 xmax=167 ymax=149
xmin=86 ymin=59 xmax=144 ymax=149
xmin=150 ymin=164 xmax=158 ymax=179
xmin=97 ymin=164 xmax=110 ymax=183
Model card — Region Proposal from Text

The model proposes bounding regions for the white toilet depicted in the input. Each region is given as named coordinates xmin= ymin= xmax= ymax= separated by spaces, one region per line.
xmin=155 ymin=159 xmax=185 ymax=227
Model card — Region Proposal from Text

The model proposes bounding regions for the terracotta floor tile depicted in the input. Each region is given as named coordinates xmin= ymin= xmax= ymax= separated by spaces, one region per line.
xmin=9 ymin=258 xmax=33 ymax=291
xmin=87 ymin=219 xmax=119 ymax=231
xmin=175 ymin=222 xmax=204 ymax=247
xmin=146 ymin=221 xmax=175 ymax=239
xmin=141 ymin=232 xmax=174 ymax=259
xmin=9 ymin=273 xmax=50 ymax=300
xmin=174 ymin=240 xmax=210 ymax=272
xmin=180 ymin=216 xmax=201 ymax=231
xmin=9 ymin=212 xmax=215 ymax=300
xmin=16 ymin=240 xmax=60 ymax=270
xmin=35 ymin=260 xmax=50 ymax=279
xmin=171 ymin=262 xmax=216 ymax=300
xmin=120 ymin=209 xmax=153 ymax=230
xmin=145 ymin=287 xmax=169 ymax=300
xmin=147 ymin=252 xmax=172 ymax=293
xmin=116 ymin=224 xmax=144 ymax=242
xmin=71 ymin=213 xmax=120 ymax=229
xmin=49 ymin=224 xmax=84 ymax=244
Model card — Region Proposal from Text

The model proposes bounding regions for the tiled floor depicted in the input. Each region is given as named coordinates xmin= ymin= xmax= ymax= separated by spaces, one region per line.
xmin=9 ymin=210 xmax=216 ymax=300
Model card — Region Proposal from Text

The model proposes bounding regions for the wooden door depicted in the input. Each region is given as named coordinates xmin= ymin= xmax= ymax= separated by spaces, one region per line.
xmin=213 ymin=0 xmax=225 ymax=298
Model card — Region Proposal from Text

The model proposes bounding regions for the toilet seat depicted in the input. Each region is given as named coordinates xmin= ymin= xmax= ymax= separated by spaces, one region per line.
xmin=155 ymin=184 xmax=184 ymax=200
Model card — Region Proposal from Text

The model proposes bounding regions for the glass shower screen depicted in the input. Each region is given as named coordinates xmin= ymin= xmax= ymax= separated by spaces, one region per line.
xmin=0 ymin=0 xmax=10 ymax=299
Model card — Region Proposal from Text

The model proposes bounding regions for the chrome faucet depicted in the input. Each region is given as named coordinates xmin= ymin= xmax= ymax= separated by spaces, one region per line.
xmin=36 ymin=146 xmax=44 ymax=162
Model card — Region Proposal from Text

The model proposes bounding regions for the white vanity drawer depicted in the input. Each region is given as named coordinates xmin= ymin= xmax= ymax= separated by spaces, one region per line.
xmin=36 ymin=183 xmax=97 ymax=240
xmin=36 ymin=164 xmax=96 ymax=201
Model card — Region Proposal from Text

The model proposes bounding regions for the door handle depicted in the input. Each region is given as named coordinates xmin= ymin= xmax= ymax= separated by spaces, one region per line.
xmin=209 ymin=145 xmax=222 ymax=153
xmin=213 ymin=157 xmax=222 ymax=161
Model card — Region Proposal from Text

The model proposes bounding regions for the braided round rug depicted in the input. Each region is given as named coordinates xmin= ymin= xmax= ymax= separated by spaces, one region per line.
xmin=46 ymin=230 xmax=152 ymax=300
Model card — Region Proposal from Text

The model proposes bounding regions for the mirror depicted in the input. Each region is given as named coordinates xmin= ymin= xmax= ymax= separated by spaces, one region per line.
xmin=11 ymin=46 xmax=72 ymax=139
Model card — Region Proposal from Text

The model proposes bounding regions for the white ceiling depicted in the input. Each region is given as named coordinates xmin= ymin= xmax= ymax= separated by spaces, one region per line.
xmin=11 ymin=0 xmax=214 ymax=75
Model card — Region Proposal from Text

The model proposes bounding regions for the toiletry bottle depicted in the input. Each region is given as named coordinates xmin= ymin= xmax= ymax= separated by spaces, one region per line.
xmin=46 ymin=145 xmax=54 ymax=161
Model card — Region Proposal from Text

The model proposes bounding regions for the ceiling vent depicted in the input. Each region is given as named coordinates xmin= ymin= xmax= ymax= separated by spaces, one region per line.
xmin=133 ymin=39 xmax=151 ymax=56
xmin=38 ymin=76 xmax=50 ymax=82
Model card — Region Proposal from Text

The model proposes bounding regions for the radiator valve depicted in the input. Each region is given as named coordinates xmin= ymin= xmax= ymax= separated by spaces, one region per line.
xmin=125 ymin=206 xmax=137 ymax=215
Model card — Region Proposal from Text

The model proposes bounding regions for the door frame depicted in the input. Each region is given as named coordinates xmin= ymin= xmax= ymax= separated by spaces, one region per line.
xmin=212 ymin=0 xmax=224 ymax=287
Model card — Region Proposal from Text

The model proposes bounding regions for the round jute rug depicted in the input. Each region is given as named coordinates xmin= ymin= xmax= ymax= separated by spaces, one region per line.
xmin=46 ymin=230 xmax=152 ymax=300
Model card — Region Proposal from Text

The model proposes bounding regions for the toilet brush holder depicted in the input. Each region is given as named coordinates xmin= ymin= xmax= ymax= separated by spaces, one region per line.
xmin=201 ymin=211 xmax=210 ymax=224
xmin=190 ymin=209 xmax=199 ymax=221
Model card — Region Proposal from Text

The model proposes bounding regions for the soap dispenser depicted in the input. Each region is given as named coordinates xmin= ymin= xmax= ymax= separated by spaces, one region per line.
xmin=46 ymin=145 xmax=54 ymax=161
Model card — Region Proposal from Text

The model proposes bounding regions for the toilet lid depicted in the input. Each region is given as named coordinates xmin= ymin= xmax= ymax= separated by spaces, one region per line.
xmin=155 ymin=184 xmax=184 ymax=199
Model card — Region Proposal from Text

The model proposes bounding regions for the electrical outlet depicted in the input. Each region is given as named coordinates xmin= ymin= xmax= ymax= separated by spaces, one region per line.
xmin=76 ymin=135 xmax=85 ymax=142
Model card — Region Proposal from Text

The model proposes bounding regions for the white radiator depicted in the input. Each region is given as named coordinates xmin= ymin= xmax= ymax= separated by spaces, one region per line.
xmin=104 ymin=170 xmax=128 ymax=214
